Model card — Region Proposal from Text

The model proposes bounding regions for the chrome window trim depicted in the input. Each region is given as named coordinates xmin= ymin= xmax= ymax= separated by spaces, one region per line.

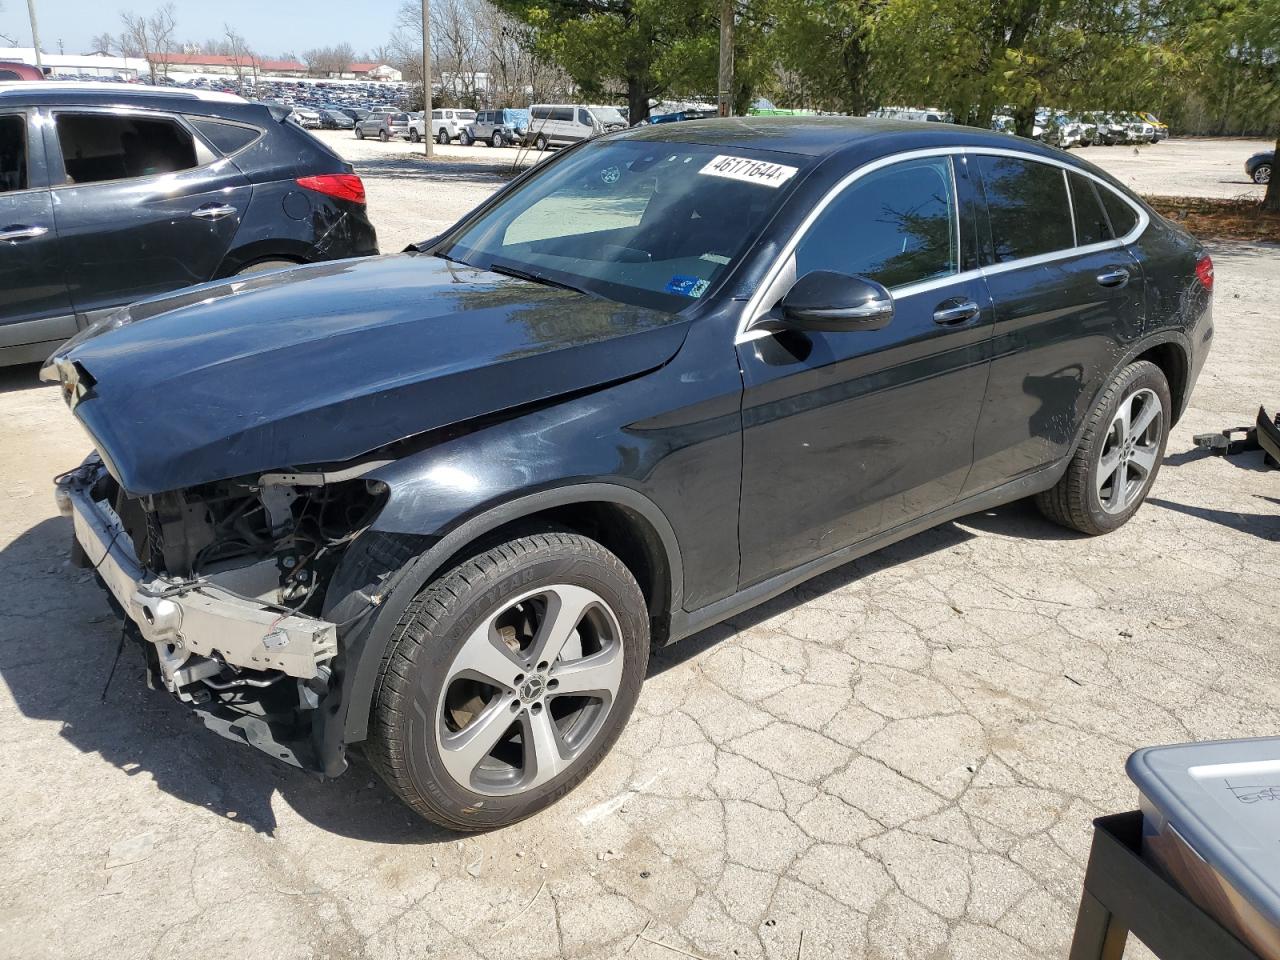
xmin=736 ymin=144 xmax=1149 ymax=344
xmin=47 ymin=105 xmax=222 ymax=189
xmin=1063 ymin=168 xmax=1078 ymax=247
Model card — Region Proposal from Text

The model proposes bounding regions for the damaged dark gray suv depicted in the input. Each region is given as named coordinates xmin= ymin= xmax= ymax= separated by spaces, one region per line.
xmin=48 ymin=118 xmax=1213 ymax=830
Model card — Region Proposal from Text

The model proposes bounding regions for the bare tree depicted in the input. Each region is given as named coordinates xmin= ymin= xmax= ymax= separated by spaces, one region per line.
xmin=119 ymin=3 xmax=177 ymax=81
xmin=224 ymin=25 xmax=258 ymax=88
xmin=302 ymin=42 xmax=355 ymax=77
xmin=89 ymin=31 xmax=115 ymax=55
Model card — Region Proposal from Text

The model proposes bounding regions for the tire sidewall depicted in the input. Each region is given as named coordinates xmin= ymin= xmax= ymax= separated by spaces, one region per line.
xmin=394 ymin=550 xmax=648 ymax=829
xmin=1082 ymin=362 xmax=1171 ymax=532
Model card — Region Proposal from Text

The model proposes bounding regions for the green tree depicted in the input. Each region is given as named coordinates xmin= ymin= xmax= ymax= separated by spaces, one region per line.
xmin=869 ymin=0 xmax=1175 ymax=134
xmin=491 ymin=0 xmax=730 ymax=121
xmin=769 ymin=0 xmax=883 ymax=114
xmin=1175 ymin=0 xmax=1280 ymax=209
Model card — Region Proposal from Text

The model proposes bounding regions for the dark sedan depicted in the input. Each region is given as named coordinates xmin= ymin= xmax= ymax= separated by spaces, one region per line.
xmin=1246 ymin=151 xmax=1272 ymax=184
xmin=48 ymin=117 xmax=1211 ymax=831
xmin=0 ymin=82 xmax=378 ymax=366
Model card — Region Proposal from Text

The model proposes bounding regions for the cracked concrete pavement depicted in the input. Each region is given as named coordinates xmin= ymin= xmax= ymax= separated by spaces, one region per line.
xmin=0 ymin=132 xmax=1277 ymax=960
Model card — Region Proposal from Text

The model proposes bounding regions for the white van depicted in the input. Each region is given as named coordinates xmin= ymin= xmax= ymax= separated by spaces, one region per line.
xmin=525 ymin=104 xmax=628 ymax=150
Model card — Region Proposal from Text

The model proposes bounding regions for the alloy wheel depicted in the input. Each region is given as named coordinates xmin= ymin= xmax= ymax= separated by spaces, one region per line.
xmin=435 ymin=584 xmax=625 ymax=796
xmin=1255 ymin=165 xmax=1271 ymax=185
xmin=1096 ymin=388 xmax=1163 ymax=514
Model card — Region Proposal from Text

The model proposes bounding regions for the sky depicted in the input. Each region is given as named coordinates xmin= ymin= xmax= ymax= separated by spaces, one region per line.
xmin=4 ymin=0 xmax=405 ymax=58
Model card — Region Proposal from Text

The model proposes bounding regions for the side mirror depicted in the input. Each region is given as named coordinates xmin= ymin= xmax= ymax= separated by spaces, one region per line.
xmin=762 ymin=271 xmax=894 ymax=333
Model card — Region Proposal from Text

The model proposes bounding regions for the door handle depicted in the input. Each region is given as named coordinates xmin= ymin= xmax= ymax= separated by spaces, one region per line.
xmin=191 ymin=204 xmax=237 ymax=221
xmin=932 ymin=299 xmax=981 ymax=325
xmin=1096 ymin=267 xmax=1130 ymax=287
xmin=0 ymin=224 xmax=48 ymax=242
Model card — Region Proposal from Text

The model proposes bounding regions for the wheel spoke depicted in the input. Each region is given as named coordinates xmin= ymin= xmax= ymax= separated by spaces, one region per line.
xmin=1131 ymin=398 xmax=1160 ymax=440
xmin=530 ymin=585 xmax=599 ymax=667
xmin=1096 ymin=447 xmax=1123 ymax=498
xmin=550 ymin=644 xmax=623 ymax=699
xmin=522 ymin=708 xmax=567 ymax=789
xmin=1114 ymin=393 xmax=1134 ymax=443
xmin=438 ymin=697 xmax=517 ymax=786
xmin=1130 ymin=444 xmax=1158 ymax=478
xmin=451 ymin=620 xmax=526 ymax=690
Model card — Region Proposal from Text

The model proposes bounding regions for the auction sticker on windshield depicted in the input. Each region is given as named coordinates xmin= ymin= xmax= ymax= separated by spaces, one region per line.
xmin=699 ymin=155 xmax=798 ymax=188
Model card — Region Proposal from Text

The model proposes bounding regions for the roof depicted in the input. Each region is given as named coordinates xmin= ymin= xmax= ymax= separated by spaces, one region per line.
xmin=0 ymin=80 xmax=246 ymax=104
xmin=150 ymin=52 xmax=254 ymax=67
xmin=618 ymin=115 xmax=1045 ymax=158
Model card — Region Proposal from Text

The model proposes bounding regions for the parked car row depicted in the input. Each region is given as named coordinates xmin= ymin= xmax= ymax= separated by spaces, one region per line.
xmin=351 ymin=104 xmax=636 ymax=152
xmin=993 ymin=110 xmax=1169 ymax=148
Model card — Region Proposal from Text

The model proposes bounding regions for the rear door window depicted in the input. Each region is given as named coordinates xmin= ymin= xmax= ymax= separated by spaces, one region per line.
xmin=578 ymin=109 xmax=591 ymax=127
xmin=0 ymin=114 xmax=27 ymax=192
xmin=1068 ymin=172 xmax=1112 ymax=246
xmin=977 ymin=155 xmax=1074 ymax=262
xmin=55 ymin=112 xmax=200 ymax=184
xmin=793 ymin=156 xmax=959 ymax=289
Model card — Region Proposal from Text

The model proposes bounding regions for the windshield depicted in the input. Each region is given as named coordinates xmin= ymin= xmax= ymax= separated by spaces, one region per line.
xmin=438 ymin=138 xmax=807 ymax=311
xmin=590 ymin=107 xmax=627 ymax=126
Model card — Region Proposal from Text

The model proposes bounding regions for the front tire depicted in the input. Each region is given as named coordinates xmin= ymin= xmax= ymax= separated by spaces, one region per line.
xmin=355 ymin=128 xmax=365 ymax=139
xmin=368 ymin=531 xmax=649 ymax=831
xmin=460 ymin=130 xmax=473 ymax=146
xmin=410 ymin=128 xmax=421 ymax=143
xmin=438 ymin=128 xmax=450 ymax=145
xmin=1035 ymin=360 xmax=1171 ymax=535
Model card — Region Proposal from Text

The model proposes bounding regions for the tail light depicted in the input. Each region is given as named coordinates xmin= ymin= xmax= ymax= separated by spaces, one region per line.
xmin=295 ymin=173 xmax=366 ymax=205
xmin=1195 ymin=253 xmax=1214 ymax=292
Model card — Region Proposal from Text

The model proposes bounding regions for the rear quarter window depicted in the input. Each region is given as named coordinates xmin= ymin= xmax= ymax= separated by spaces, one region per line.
xmin=1068 ymin=172 xmax=1112 ymax=246
xmin=188 ymin=117 xmax=261 ymax=156
xmin=1098 ymin=184 xmax=1139 ymax=237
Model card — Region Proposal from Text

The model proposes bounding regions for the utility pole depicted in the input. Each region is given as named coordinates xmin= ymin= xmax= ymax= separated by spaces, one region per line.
xmin=26 ymin=0 xmax=43 ymax=69
xmin=421 ymin=0 xmax=434 ymax=158
xmin=717 ymin=0 xmax=733 ymax=117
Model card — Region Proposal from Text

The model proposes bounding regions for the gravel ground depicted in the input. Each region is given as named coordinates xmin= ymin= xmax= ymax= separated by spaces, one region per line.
xmin=0 ymin=128 xmax=1276 ymax=960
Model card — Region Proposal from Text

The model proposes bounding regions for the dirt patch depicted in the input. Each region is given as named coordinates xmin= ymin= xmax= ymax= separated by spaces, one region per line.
xmin=1145 ymin=195 xmax=1280 ymax=243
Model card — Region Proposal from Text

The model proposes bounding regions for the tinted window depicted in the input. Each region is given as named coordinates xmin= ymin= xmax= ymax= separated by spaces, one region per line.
xmin=1069 ymin=172 xmax=1111 ymax=246
xmin=189 ymin=117 xmax=260 ymax=155
xmin=1099 ymin=185 xmax=1139 ymax=237
xmin=0 ymin=114 xmax=27 ymax=192
xmin=978 ymin=155 xmax=1073 ymax=262
xmin=432 ymin=110 xmax=442 ymax=119
xmin=578 ymin=109 xmax=592 ymax=126
xmin=794 ymin=157 xmax=958 ymax=289
xmin=0 ymin=70 xmax=20 ymax=80
xmin=56 ymin=113 xmax=198 ymax=184
xmin=532 ymin=107 xmax=548 ymax=120
xmin=552 ymin=107 xmax=573 ymax=122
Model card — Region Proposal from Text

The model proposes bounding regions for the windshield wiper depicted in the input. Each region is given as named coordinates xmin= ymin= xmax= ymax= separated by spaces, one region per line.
xmin=486 ymin=262 xmax=593 ymax=297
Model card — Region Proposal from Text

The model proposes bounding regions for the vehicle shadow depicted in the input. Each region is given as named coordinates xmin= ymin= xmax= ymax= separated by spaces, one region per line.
xmin=0 ymin=516 xmax=459 ymax=844
xmin=650 ymin=517 xmax=979 ymax=675
xmin=0 ymin=362 xmax=54 ymax=396
xmin=1146 ymin=497 xmax=1280 ymax=541
xmin=1164 ymin=446 xmax=1276 ymax=472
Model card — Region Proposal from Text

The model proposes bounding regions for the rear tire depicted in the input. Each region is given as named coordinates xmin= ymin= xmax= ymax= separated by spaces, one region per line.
xmin=1254 ymin=164 xmax=1272 ymax=185
xmin=535 ymin=133 xmax=549 ymax=152
xmin=491 ymin=131 xmax=503 ymax=148
xmin=438 ymin=129 xmax=450 ymax=145
xmin=235 ymin=258 xmax=299 ymax=276
xmin=410 ymin=128 xmax=421 ymax=143
xmin=379 ymin=129 xmax=389 ymax=142
xmin=1035 ymin=360 xmax=1171 ymax=535
xmin=367 ymin=531 xmax=649 ymax=831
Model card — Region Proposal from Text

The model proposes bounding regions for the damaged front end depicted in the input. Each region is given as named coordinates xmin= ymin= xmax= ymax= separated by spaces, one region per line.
xmin=57 ymin=455 xmax=388 ymax=772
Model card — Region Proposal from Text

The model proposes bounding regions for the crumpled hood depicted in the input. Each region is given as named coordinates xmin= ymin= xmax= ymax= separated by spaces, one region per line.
xmin=61 ymin=254 xmax=690 ymax=494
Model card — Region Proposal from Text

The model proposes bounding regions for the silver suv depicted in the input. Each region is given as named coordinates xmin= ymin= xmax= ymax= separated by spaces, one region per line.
xmin=354 ymin=111 xmax=409 ymax=142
